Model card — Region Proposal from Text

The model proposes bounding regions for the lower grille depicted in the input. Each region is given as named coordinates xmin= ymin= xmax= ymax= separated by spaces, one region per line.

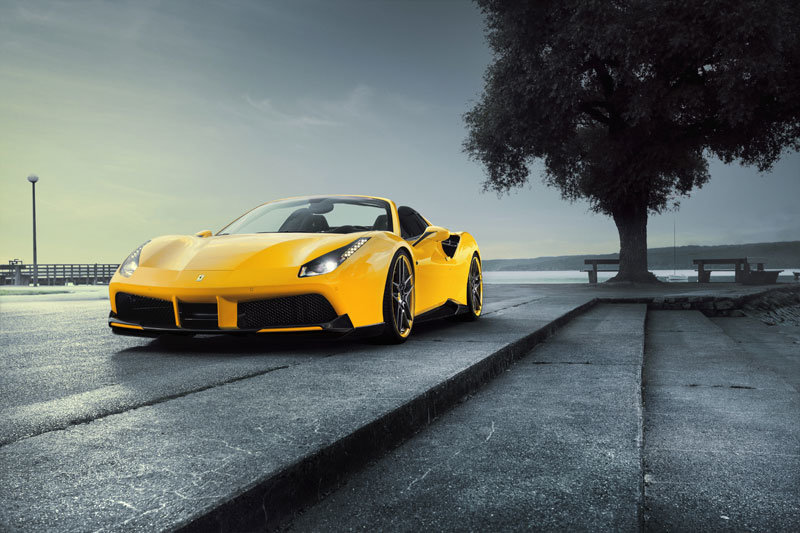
xmin=115 ymin=292 xmax=175 ymax=328
xmin=179 ymin=302 xmax=219 ymax=330
xmin=238 ymin=294 xmax=337 ymax=329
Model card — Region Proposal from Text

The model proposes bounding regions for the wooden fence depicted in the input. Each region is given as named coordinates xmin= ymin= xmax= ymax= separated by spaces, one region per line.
xmin=0 ymin=264 xmax=120 ymax=286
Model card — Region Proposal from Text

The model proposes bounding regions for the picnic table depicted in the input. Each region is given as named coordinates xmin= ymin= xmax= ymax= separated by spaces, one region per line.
xmin=692 ymin=257 xmax=782 ymax=284
xmin=692 ymin=258 xmax=750 ymax=283
xmin=743 ymin=262 xmax=784 ymax=285
xmin=582 ymin=258 xmax=619 ymax=284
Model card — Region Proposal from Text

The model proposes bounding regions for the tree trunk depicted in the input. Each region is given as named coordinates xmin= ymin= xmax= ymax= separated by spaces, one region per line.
xmin=608 ymin=199 xmax=660 ymax=283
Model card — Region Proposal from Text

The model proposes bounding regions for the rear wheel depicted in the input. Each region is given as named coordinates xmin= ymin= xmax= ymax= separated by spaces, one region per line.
xmin=377 ymin=251 xmax=415 ymax=343
xmin=463 ymin=254 xmax=483 ymax=320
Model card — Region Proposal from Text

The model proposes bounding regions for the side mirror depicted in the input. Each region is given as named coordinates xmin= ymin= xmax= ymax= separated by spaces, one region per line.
xmin=195 ymin=230 xmax=213 ymax=238
xmin=425 ymin=226 xmax=450 ymax=242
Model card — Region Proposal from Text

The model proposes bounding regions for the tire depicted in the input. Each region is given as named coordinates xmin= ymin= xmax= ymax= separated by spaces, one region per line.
xmin=376 ymin=250 xmax=415 ymax=343
xmin=462 ymin=254 xmax=483 ymax=321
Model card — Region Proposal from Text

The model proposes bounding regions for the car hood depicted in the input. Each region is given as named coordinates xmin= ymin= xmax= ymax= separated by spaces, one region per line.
xmin=138 ymin=232 xmax=371 ymax=272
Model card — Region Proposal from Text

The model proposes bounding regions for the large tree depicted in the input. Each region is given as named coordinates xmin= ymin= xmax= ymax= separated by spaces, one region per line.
xmin=464 ymin=0 xmax=800 ymax=282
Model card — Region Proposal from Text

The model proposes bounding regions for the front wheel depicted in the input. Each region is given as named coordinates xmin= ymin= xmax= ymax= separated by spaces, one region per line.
xmin=462 ymin=254 xmax=483 ymax=321
xmin=377 ymin=251 xmax=415 ymax=343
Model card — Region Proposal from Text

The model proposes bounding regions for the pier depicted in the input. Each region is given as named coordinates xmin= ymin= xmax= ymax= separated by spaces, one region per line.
xmin=0 ymin=262 xmax=119 ymax=286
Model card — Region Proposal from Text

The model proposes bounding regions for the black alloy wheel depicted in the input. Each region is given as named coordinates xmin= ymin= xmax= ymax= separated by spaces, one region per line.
xmin=464 ymin=254 xmax=483 ymax=320
xmin=378 ymin=251 xmax=415 ymax=343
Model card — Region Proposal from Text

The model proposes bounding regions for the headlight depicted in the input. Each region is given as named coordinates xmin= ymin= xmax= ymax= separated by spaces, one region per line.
xmin=298 ymin=237 xmax=370 ymax=277
xmin=119 ymin=241 xmax=150 ymax=278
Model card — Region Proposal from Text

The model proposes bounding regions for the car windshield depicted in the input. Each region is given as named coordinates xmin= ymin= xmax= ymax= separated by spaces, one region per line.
xmin=218 ymin=197 xmax=393 ymax=235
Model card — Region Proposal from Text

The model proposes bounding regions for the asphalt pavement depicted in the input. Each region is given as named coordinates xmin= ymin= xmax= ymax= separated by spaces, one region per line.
xmin=0 ymin=284 xmax=591 ymax=531
xmin=643 ymin=311 xmax=799 ymax=531
xmin=1 ymin=298 xmax=337 ymax=446
xmin=1 ymin=283 xmax=797 ymax=531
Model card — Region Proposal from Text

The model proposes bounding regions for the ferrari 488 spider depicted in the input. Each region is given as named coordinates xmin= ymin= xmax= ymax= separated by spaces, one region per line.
xmin=108 ymin=195 xmax=482 ymax=343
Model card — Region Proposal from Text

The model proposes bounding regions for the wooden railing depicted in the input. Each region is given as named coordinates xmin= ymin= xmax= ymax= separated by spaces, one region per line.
xmin=0 ymin=264 xmax=120 ymax=286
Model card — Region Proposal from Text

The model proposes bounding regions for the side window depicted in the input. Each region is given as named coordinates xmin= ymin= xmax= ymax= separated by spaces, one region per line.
xmin=397 ymin=206 xmax=429 ymax=239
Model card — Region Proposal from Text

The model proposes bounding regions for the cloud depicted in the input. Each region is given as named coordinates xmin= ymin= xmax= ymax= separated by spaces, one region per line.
xmin=244 ymin=95 xmax=341 ymax=127
xmin=244 ymin=84 xmax=378 ymax=128
xmin=385 ymin=92 xmax=432 ymax=115
xmin=329 ymin=83 xmax=374 ymax=118
xmin=243 ymin=84 xmax=439 ymax=133
xmin=9 ymin=0 xmax=158 ymax=43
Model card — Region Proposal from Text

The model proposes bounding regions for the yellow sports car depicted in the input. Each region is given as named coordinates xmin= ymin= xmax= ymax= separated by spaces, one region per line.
xmin=108 ymin=195 xmax=482 ymax=343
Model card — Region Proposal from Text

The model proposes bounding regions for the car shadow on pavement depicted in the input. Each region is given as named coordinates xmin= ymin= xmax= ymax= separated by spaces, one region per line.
xmin=115 ymin=334 xmax=365 ymax=357
xmin=114 ymin=318 xmax=473 ymax=357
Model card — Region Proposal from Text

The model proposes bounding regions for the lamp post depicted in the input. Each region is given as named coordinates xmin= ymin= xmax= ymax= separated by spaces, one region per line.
xmin=27 ymin=174 xmax=39 ymax=287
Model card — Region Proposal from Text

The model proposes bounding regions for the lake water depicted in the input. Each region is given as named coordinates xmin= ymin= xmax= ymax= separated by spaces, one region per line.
xmin=483 ymin=269 xmax=800 ymax=284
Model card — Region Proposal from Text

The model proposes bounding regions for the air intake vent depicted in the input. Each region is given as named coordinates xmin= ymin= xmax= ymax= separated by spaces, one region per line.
xmin=115 ymin=292 xmax=175 ymax=328
xmin=178 ymin=302 xmax=219 ymax=330
xmin=441 ymin=235 xmax=461 ymax=258
xmin=238 ymin=294 xmax=337 ymax=329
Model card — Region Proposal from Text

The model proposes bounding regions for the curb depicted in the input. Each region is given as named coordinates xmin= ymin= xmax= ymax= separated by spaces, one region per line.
xmin=177 ymin=299 xmax=598 ymax=531
xmin=599 ymin=284 xmax=800 ymax=316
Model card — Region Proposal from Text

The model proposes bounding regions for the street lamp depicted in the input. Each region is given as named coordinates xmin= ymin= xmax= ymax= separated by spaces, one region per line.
xmin=27 ymin=174 xmax=39 ymax=287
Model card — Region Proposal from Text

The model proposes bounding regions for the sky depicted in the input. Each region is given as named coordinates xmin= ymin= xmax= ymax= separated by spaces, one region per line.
xmin=1 ymin=0 xmax=798 ymax=265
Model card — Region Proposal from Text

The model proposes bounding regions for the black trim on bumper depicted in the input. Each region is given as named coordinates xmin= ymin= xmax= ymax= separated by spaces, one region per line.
xmin=108 ymin=311 xmax=355 ymax=337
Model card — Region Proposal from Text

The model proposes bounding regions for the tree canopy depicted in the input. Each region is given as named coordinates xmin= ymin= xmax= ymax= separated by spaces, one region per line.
xmin=464 ymin=0 xmax=800 ymax=281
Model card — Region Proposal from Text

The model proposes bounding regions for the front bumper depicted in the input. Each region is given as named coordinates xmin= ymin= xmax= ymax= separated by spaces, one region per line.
xmin=107 ymin=253 xmax=389 ymax=331
xmin=108 ymin=311 xmax=356 ymax=337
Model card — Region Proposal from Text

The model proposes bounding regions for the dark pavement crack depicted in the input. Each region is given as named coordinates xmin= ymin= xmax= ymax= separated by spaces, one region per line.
xmin=686 ymin=383 xmax=757 ymax=389
xmin=483 ymin=297 xmax=544 ymax=316
xmin=529 ymin=361 xmax=593 ymax=365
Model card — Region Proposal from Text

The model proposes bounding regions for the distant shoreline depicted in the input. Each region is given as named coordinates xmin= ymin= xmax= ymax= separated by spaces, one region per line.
xmin=483 ymin=240 xmax=800 ymax=271
xmin=483 ymin=270 xmax=799 ymax=284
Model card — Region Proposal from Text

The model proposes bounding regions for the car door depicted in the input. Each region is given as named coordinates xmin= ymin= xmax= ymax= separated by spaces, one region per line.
xmin=398 ymin=206 xmax=456 ymax=315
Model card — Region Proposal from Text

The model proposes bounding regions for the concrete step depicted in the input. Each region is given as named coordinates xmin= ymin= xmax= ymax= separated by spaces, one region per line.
xmin=287 ymin=304 xmax=647 ymax=531
xmin=643 ymin=311 xmax=800 ymax=531
xmin=0 ymin=294 xmax=597 ymax=532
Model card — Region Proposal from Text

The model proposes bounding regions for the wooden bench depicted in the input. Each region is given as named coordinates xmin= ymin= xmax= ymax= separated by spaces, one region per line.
xmin=692 ymin=258 xmax=749 ymax=283
xmin=582 ymin=259 xmax=619 ymax=284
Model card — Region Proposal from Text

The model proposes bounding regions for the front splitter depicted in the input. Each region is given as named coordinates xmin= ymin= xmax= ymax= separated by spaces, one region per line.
xmin=108 ymin=313 xmax=358 ymax=338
